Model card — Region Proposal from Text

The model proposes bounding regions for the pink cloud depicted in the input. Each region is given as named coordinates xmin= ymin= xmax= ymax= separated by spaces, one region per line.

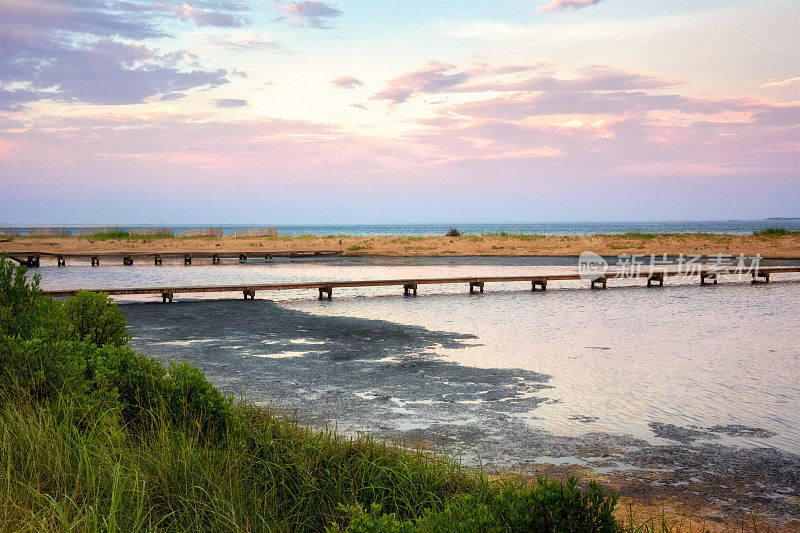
xmin=759 ymin=76 xmax=800 ymax=89
xmin=375 ymin=62 xmax=472 ymax=103
xmin=331 ymin=76 xmax=363 ymax=89
xmin=538 ymin=0 xmax=604 ymax=13
xmin=278 ymin=1 xmax=342 ymax=29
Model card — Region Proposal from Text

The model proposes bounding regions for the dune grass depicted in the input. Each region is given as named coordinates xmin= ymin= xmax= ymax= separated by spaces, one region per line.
xmin=78 ymin=231 xmax=176 ymax=241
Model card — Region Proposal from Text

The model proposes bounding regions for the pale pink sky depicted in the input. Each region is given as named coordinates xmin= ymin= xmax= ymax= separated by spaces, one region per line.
xmin=1 ymin=0 xmax=798 ymax=223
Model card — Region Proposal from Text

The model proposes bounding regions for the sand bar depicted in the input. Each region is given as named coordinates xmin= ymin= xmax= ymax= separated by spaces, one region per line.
xmin=2 ymin=233 xmax=799 ymax=259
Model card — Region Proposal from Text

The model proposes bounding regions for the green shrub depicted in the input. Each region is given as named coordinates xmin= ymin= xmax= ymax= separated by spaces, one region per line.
xmin=164 ymin=361 xmax=232 ymax=439
xmin=493 ymin=476 xmax=617 ymax=532
xmin=63 ymin=291 xmax=130 ymax=347
xmin=753 ymin=227 xmax=796 ymax=236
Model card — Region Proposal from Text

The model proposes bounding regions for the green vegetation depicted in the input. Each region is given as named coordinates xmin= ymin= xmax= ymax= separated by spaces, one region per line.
xmin=753 ymin=227 xmax=798 ymax=237
xmin=0 ymin=257 xmax=622 ymax=531
xmin=79 ymin=231 xmax=175 ymax=241
xmin=616 ymin=233 xmax=657 ymax=240
xmin=346 ymin=245 xmax=373 ymax=252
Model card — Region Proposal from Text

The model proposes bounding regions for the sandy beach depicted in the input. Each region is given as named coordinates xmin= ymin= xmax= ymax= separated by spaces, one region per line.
xmin=2 ymin=233 xmax=799 ymax=259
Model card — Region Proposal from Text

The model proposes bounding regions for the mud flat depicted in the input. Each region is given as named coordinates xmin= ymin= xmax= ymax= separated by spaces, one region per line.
xmin=2 ymin=232 xmax=800 ymax=259
xmin=123 ymin=300 xmax=800 ymax=531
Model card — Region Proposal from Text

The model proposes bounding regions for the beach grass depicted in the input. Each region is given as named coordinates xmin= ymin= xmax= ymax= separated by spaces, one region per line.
xmin=79 ymin=231 xmax=176 ymax=241
xmin=0 ymin=256 xmax=623 ymax=532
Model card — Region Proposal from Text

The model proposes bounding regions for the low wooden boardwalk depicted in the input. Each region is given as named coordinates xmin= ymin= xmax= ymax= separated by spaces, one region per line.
xmin=9 ymin=250 xmax=342 ymax=267
xmin=40 ymin=266 xmax=800 ymax=302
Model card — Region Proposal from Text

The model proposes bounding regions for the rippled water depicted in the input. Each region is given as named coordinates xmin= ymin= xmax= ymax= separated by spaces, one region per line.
xmin=35 ymin=257 xmax=800 ymax=454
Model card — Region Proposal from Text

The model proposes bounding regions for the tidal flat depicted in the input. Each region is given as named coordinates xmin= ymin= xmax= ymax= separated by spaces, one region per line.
xmin=124 ymin=294 xmax=800 ymax=528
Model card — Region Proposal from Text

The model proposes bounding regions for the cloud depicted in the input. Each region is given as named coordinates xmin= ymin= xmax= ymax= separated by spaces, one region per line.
xmin=217 ymin=31 xmax=280 ymax=50
xmin=278 ymin=1 xmax=342 ymax=29
xmin=538 ymin=0 xmax=604 ymax=12
xmin=160 ymin=92 xmax=188 ymax=101
xmin=331 ymin=76 xmax=363 ymax=89
xmin=375 ymin=62 xmax=472 ymax=103
xmin=174 ymin=4 xmax=245 ymax=27
xmin=0 ymin=0 xmax=230 ymax=106
xmin=0 ymin=0 xmax=166 ymax=40
xmin=215 ymin=98 xmax=248 ymax=107
xmin=463 ymin=66 xmax=682 ymax=93
xmin=759 ymin=76 xmax=800 ymax=89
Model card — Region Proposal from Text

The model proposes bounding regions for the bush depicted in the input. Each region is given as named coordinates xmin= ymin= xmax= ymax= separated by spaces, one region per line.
xmin=493 ymin=476 xmax=617 ymax=532
xmin=63 ymin=290 xmax=130 ymax=347
xmin=753 ymin=227 xmax=796 ymax=236
xmin=446 ymin=228 xmax=461 ymax=237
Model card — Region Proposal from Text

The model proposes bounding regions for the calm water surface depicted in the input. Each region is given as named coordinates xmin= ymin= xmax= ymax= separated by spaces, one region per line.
xmin=35 ymin=258 xmax=800 ymax=454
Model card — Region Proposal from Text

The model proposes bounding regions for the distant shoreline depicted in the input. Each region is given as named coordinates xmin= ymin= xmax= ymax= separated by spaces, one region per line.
xmin=2 ymin=232 xmax=799 ymax=259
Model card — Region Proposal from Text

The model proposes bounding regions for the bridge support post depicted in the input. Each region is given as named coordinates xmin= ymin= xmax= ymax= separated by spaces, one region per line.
xmin=647 ymin=273 xmax=664 ymax=287
xmin=751 ymin=271 xmax=770 ymax=284
xmin=161 ymin=291 xmax=174 ymax=303
xmin=469 ymin=281 xmax=484 ymax=294
xmin=266 ymin=254 xmax=273 ymax=260
xmin=700 ymin=272 xmax=718 ymax=286
xmin=239 ymin=253 xmax=247 ymax=263
xmin=591 ymin=277 xmax=607 ymax=289
xmin=403 ymin=283 xmax=418 ymax=296
xmin=184 ymin=254 xmax=192 ymax=266
xmin=91 ymin=256 xmax=99 ymax=266
xmin=212 ymin=254 xmax=220 ymax=265
xmin=318 ymin=286 xmax=333 ymax=300
xmin=531 ymin=278 xmax=547 ymax=291
xmin=57 ymin=255 xmax=65 ymax=267
xmin=243 ymin=289 xmax=256 ymax=300
xmin=123 ymin=256 xmax=133 ymax=266
xmin=154 ymin=255 xmax=163 ymax=266
xmin=26 ymin=254 xmax=40 ymax=268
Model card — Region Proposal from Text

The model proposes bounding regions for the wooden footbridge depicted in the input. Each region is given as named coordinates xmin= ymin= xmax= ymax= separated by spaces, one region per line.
xmin=40 ymin=266 xmax=800 ymax=302
xmin=9 ymin=250 xmax=342 ymax=267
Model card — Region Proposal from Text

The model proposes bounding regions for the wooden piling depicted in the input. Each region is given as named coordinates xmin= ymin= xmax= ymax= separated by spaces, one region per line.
xmin=591 ymin=277 xmax=607 ymax=289
xmin=318 ymin=286 xmax=333 ymax=300
xmin=91 ymin=256 xmax=99 ymax=266
xmin=700 ymin=272 xmax=718 ymax=285
xmin=531 ymin=278 xmax=547 ymax=291
xmin=403 ymin=283 xmax=418 ymax=296
xmin=469 ymin=281 xmax=485 ymax=293
xmin=57 ymin=255 xmax=65 ymax=267
xmin=647 ymin=273 xmax=664 ymax=287
xmin=123 ymin=256 xmax=133 ymax=266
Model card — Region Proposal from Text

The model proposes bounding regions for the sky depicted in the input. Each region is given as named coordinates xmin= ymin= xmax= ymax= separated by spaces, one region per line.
xmin=0 ymin=0 xmax=798 ymax=224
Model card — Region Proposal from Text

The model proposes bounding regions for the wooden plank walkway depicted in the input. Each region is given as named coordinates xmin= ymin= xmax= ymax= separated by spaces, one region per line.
xmin=40 ymin=266 xmax=800 ymax=302
xmin=8 ymin=250 xmax=342 ymax=267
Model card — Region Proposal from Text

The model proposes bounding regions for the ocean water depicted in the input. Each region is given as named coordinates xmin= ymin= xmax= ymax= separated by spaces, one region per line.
xmin=5 ymin=219 xmax=800 ymax=237
xmin=33 ymin=256 xmax=800 ymax=456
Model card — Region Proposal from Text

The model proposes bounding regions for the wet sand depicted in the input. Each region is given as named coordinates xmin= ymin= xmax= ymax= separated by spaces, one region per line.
xmin=2 ymin=233 xmax=799 ymax=258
